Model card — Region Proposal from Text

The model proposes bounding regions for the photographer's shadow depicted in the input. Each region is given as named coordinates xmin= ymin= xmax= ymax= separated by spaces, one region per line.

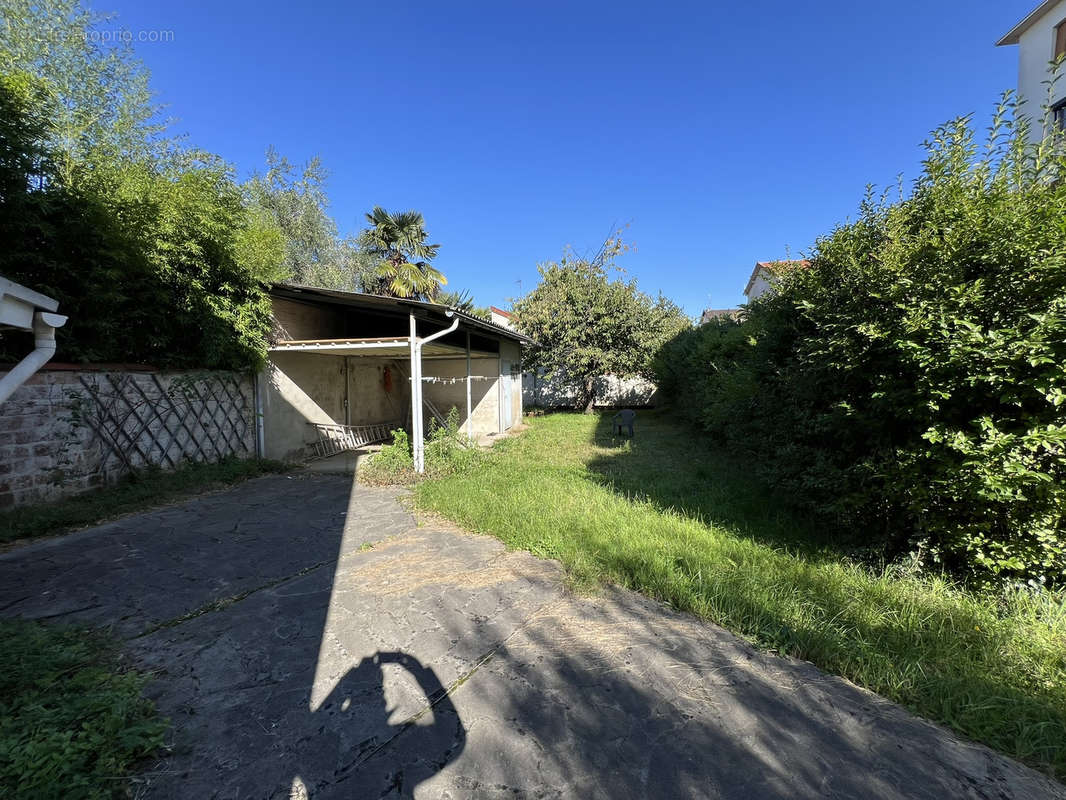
xmin=291 ymin=652 xmax=465 ymax=798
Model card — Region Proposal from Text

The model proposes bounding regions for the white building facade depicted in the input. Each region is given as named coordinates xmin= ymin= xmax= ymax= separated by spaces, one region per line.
xmin=998 ymin=0 xmax=1066 ymax=142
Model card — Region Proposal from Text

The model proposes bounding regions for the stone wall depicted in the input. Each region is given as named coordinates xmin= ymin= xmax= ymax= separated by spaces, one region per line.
xmin=0 ymin=367 xmax=255 ymax=508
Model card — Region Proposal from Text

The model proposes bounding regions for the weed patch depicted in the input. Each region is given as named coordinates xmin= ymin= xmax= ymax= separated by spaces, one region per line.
xmin=0 ymin=619 xmax=166 ymax=798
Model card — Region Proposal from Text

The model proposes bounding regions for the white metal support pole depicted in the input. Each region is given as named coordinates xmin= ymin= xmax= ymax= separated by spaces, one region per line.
xmin=410 ymin=312 xmax=460 ymax=474
xmin=465 ymin=331 xmax=472 ymax=441
xmin=409 ymin=313 xmax=424 ymax=473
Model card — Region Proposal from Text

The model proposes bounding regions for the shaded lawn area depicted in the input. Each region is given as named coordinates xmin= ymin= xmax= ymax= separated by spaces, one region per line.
xmin=0 ymin=457 xmax=286 ymax=548
xmin=415 ymin=411 xmax=1066 ymax=781
xmin=0 ymin=619 xmax=165 ymax=799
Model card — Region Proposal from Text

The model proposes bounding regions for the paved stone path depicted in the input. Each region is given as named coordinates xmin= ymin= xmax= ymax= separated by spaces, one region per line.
xmin=1 ymin=473 xmax=1062 ymax=799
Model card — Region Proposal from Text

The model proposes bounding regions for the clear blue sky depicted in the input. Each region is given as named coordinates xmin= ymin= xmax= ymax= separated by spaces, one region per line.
xmin=103 ymin=0 xmax=1029 ymax=317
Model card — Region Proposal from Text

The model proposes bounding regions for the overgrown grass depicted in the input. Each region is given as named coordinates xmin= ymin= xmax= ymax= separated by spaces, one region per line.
xmin=0 ymin=457 xmax=287 ymax=546
xmin=361 ymin=409 xmax=483 ymax=485
xmin=415 ymin=411 xmax=1066 ymax=779
xmin=0 ymin=619 xmax=166 ymax=798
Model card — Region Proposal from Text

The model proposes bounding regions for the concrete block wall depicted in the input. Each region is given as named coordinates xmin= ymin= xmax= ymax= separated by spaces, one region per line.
xmin=0 ymin=367 xmax=255 ymax=509
xmin=523 ymin=369 xmax=658 ymax=409
xmin=422 ymin=356 xmax=500 ymax=435
xmin=261 ymin=354 xmax=413 ymax=462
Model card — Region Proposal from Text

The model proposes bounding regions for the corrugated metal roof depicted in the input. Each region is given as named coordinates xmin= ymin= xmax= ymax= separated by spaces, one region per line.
xmin=269 ymin=284 xmax=535 ymax=345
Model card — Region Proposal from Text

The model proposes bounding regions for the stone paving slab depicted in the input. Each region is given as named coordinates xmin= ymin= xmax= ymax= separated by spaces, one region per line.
xmin=1 ymin=474 xmax=1062 ymax=799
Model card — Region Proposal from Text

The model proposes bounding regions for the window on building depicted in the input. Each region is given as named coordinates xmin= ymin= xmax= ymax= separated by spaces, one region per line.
xmin=1056 ymin=20 xmax=1066 ymax=61
xmin=1054 ymin=99 xmax=1066 ymax=131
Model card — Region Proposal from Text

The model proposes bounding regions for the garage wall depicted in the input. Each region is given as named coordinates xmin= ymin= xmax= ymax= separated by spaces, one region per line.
xmin=347 ymin=359 xmax=408 ymax=427
xmin=262 ymin=352 xmax=346 ymax=461
xmin=272 ymin=297 xmax=346 ymax=341
xmin=422 ymin=356 xmax=499 ymax=436
xmin=263 ymin=335 xmax=525 ymax=461
xmin=500 ymin=339 xmax=523 ymax=427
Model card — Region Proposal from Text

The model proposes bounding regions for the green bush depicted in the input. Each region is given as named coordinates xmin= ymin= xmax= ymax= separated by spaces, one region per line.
xmin=0 ymin=70 xmax=277 ymax=371
xmin=361 ymin=428 xmax=416 ymax=485
xmin=0 ymin=619 xmax=166 ymax=799
xmin=655 ymin=99 xmax=1066 ymax=586
xmin=361 ymin=409 xmax=483 ymax=484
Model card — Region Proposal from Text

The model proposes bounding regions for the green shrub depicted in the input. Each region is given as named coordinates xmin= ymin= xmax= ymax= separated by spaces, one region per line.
xmin=361 ymin=428 xmax=416 ymax=485
xmin=0 ymin=72 xmax=276 ymax=371
xmin=655 ymin=97 xmax=1066 ymax=586
xmin=361 ymin=409 xmax=483 ymax=485
xmin=0 ymin=619 xmax=166 ymax=798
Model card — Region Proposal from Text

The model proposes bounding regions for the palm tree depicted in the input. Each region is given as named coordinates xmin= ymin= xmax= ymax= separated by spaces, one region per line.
xmin=357 ymin=206 xmax=446 ymax=299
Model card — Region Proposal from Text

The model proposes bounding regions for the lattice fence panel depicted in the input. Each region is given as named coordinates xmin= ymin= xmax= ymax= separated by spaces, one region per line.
xmin=75 ymin=371 xmax=255 ymax=475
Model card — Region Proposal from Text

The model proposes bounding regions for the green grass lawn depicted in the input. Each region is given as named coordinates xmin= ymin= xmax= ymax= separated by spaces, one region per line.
xmin=0 ymin=457 xmax=286 ymax=547
xmin=415 ymin=411 xmax=1066 ymax=780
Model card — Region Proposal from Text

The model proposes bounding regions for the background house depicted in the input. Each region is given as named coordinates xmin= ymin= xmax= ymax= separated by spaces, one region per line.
xmin=699 ymin=308 xmax=740 ymax=325
xmin=998 ymin=0 xmax=1066 ymax=140
xmin=744 ymin=260 xmax=810 ymax=302
xmin=489 ymin=306 xmax=515 ymax=330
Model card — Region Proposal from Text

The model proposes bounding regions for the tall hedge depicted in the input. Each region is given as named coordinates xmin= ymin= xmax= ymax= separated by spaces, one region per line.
xmin=0 ymin=74 xmax=272 ymax=371
xmin=655 ymin=106 xmax=1066 ymax=586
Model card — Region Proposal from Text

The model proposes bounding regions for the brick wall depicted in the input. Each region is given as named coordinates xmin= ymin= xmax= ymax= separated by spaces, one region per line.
xmin=0 ymin=367 xmax=255 ymax=509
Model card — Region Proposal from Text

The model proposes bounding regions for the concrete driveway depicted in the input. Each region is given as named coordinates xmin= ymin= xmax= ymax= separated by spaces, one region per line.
xmin=1 ymin=474 xmax=1062 ymax=799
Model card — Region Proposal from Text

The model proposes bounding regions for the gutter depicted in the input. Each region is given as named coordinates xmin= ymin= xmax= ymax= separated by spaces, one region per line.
xmin=0 ymin=311 xmax=68 ymax=405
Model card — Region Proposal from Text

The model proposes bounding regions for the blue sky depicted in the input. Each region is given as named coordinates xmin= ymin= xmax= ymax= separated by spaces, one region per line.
xmin=104 ymin=0 xmax=1030 ymax=317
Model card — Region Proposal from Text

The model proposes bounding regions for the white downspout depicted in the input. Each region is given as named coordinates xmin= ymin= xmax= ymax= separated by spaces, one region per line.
xmin=409 ymin=314 xmax=424 ymax=474
xmin=0 ymin=311 xmax=67 ymax=405
xmin=465 ymin=330 xmax=472 ymax=442
xmin=253 ymin=370 xmax=266 ymax=459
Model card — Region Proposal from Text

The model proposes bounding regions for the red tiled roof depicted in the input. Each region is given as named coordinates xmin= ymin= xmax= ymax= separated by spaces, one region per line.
xmin=490 ymin=306 xmax=513 ymax=318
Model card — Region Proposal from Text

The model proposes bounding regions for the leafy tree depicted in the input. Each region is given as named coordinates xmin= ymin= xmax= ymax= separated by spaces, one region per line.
xmin=243 ymin=147 xmax=373 ymax=290
xmin=436 ymin=288 xmax=490 ymax=319
xmin=513 ymin=234 xmax=690 ymax=412
xmin=654 ymin=96 xmax=1066 ymax=586
xmin=358 ymin=206 xmax=446 ymax=299
xmin=234 ymin=205 xmax=288 ymax=284
xmin=0 ymin=69 xmax=274 ymax=369
xmin=0 ymin=0 xmax=167 ymax=180
xmin=0 ymin=1 xmax=281 ymax=370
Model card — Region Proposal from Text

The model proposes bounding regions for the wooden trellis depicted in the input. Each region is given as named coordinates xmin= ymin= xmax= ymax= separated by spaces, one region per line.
xmin=75 ymin=372 xmax=254 ymax=473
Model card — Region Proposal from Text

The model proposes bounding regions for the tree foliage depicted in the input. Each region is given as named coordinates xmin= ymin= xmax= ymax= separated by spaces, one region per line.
xmin=514 ymin=234 xmax=690 ymax=412
xmin=654 ymin=97 xmax=1066 ymax=586
xmin=0 ymin=0 xmax=167 ymax=179
xmin=243 ymin=147 xmax=374 ymax=290
xmin=0 ymin=3 xmax=278 ymax=370
xmin=358 ymin=206 xmax=446 ymax=299
xmin=435 ymin=288 xmax=490 ymax=320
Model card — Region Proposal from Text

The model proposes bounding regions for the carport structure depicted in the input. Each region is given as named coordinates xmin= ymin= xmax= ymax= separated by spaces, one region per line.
xmin=260 ymin=285 xmax=532 ymax=471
